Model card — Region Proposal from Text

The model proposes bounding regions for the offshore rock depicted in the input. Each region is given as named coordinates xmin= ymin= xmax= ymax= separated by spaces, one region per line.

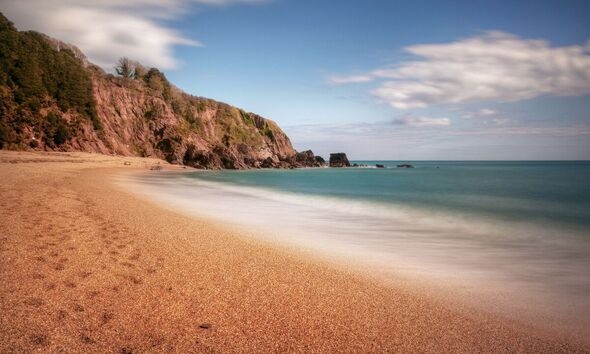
xmin=290 ymin=150 xmax=325 ymax=168
xmin=329 ymin=153 xmax=350 ymax=167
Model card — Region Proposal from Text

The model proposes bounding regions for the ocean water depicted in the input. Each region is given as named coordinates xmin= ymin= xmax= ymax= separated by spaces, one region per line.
xmin=124 ymin=161 xmax=590 ymax=335
xmin=186 ymin=161 xmax=590 ymax=229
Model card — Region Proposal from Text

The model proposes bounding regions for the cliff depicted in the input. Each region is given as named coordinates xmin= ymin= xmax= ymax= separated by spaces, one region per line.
xmin=0 ymin=13 xmax=322 ymax=169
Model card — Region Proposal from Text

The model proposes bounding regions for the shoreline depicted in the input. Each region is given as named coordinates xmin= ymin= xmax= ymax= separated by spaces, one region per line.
xmin=1 ymin=151 xmax=588 ymax=352
xmin=121 ymin=168 xmax=590 ymax=341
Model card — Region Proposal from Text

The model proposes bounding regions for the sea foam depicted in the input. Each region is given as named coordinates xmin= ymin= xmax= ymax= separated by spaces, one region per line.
xmin=121 ymin=170 xmax=590 ymax=338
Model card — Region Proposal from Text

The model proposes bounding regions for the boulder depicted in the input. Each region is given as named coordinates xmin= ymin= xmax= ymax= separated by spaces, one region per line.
xmin=261 ymin=157 xmax=275 ymax=168
xmin=287 ymin=150 xmax=326 ymax=167
xmin=329 ymin=153 xmax=350 ymax=167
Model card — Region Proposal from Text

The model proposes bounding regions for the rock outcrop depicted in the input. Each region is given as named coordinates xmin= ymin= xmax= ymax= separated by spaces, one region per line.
xmin=290 ymin=150 xmax=325 ymax=168
xmin=0 ymin=13 xmax=324 ymax=169
xmin=329 ymin=153 xmax=350 ymax=167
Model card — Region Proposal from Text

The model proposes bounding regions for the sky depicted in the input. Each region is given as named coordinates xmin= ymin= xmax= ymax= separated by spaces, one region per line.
xmin=1 ymin=0 xmax=590 ymax=160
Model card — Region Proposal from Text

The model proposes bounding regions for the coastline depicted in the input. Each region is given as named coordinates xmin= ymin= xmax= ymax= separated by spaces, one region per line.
xmin=0 ymin=151 xmax=587 ymax=352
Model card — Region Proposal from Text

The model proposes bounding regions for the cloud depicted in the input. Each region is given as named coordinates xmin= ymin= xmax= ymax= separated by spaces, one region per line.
xmin=330 ymin=31 xmax=590 ymax=109
xmin=392 ymin=116 xmax=450 ymax=127
xmin=0 ymin=0 xmax=267 ymax=70
xmin=452 ymin=125 xmax=590 ymax=137
xmin=284 ymin=120 xmax=590 ymax=160
xmin=328 ymin=74 xmax=373 ymax=85
xmin=462 ymin=108 xmax=497 ymax=118
xmin=474 ymin=108 xmax=496 ymax=117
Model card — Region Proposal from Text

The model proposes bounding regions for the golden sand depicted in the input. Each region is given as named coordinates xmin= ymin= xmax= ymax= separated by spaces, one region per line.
xmin=0 ymin=151 xmax=587 ymax=353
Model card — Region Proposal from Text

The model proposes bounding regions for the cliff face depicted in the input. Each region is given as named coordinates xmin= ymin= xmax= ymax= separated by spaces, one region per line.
xmin=89 ymin=69 xmax=300 ymax=169
xmin=0 ymin=13 xmax=322 ymax=169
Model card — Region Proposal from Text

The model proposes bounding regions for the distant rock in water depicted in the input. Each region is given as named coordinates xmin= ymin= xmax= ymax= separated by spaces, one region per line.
xmin=397 ymin=164 xmax=414 ymax=168
xmin=329 ymin=153 xmax=350 ymax=167
xmin=291 ymin=150 xmax=326 ymax=168
xmin=376 ymin=164 xmax=385 ymax=168
xmin=257 ymin=150 xmax=325 ymax=168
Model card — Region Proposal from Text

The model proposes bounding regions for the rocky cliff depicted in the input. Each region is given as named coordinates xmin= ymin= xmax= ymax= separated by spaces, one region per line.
xmin=0 ymin=13 xmax=323 ymax=169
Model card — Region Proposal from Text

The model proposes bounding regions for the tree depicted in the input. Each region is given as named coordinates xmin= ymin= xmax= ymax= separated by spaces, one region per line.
xmin=133 ymin=62 xmax=147 ymax=80
xmin=53 ymin=122 xmax=69 ymax=145
xmin=115 ymin=57 xmax=134 ymax=78
xmin=144 ymin=68 xmax=171 ymax=100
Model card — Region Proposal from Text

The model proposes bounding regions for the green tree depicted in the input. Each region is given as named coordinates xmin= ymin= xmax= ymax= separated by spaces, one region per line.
xmin=133 ymin=62 xmax=147 ymax=79
xmin=115 ymin=57 xmax=134 ymax=78
xmin=53 ymin=122 xmax=69 ymax=145
xmin=144 ymin=68 xmax=171 ymax=100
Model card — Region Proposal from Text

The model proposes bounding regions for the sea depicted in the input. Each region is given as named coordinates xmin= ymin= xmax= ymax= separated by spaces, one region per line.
xmin=124 ymin=161 xmax=590 ymax=336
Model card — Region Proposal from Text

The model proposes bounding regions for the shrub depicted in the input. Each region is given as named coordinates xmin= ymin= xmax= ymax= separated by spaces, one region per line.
xmin=53 ymin=123 xmax=69 ymax=145
xmin=0 ymin=15 xmax=100 ymax=132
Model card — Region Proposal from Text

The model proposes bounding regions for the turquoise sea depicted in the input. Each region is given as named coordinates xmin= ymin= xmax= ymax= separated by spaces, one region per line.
xmin=126 ymin=161 xmax=590 ymax=334
xmin=189 ymin=161 xmax=590 ymax=230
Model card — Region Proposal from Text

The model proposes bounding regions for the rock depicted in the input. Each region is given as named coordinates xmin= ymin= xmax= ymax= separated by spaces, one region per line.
xmin=314 ymin=155 xmax=326 ymax=165
xmin=123 ymin=161 xmax=131 ymax=165
xmin=150 ymin=165 xmax=163 ymax=171
xmin=199 ymin=323 xmax=211 ymax=329
xmin=292 ymin=150 xmax=325 ymax=167
xmin=329 ymin=153 xmax=350 ymax=167
xmin=376 ymin=164 xmax=385 ymax=168
xmin=397 ymin=164 xmax=414 ymax=168
xmin=261 ymin=157 xmax=275 ymax=168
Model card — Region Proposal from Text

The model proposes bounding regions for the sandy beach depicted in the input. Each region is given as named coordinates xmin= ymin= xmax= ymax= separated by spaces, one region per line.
xmin=0 ymin=151 xmax=587 ymax=353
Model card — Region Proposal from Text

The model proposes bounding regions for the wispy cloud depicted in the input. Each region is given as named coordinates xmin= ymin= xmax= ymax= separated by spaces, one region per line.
xmin=462 ymin=108 xmax=497 ymax=118
xmin=392 ymin=116 xmax=450 ymax=127
xmin=328 ymin=74 xmax=373 ymax=85
xmin=330 ymin=31 xmax=590 ymax=109
xmin=1 ymin=0 xmax=268 ymax=70
xmin=284 ymin=120 xmax=590 ymax=160
xmin=451 ymin=125 xmax=590 ymax=137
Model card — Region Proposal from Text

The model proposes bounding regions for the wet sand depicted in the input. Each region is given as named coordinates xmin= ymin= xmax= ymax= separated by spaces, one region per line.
xmin=0 ymin=151 xmax=587 ymax=353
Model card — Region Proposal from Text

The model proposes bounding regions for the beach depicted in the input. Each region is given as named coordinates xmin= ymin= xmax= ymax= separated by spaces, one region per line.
xmin=0 ymin=151 xmax=587 ymax=353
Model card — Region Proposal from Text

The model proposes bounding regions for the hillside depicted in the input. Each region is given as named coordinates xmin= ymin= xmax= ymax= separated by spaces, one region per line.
xmin=0 ymin=13 xmax=324 ymax=169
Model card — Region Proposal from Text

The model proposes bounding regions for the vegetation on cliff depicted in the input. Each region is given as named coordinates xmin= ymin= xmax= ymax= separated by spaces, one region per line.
xmin=0 ymin=13 xmax=323 ymax=168
xmin=0 ymin=14 xmax=99 ymax=149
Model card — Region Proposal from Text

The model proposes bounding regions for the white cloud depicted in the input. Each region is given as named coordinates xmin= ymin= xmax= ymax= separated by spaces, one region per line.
xmin=393 ymin=116 xmax=450 ymax=127
xmin=328 ymin=74 xmax=373 ymax=85
xmin=452 ymin=125 xmax=590 ymax=137
xmin=476 ymin=108 xmax=496 ymax=116
xmin=284 ymin=121 xmax=590 ymax=160
xmin=330 ymin=31 xmax=590 ymax=109
xmin=0 ymin=0 xmax=267 ymax=70
xmin=462 ymin=108 xmax=497 ymax=118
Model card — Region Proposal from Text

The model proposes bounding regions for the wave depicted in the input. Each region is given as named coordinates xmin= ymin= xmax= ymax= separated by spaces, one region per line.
xmin=119 ymin=171 xmax=590 ymax=337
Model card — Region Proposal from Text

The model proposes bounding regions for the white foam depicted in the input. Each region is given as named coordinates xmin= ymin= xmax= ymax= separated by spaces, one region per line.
xmin=119 ymin=171 xmax=590 ymax=339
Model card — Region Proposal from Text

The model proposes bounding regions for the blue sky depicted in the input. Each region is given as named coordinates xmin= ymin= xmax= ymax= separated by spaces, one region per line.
xmin=2 ymin=0 xmax=590 ymax=159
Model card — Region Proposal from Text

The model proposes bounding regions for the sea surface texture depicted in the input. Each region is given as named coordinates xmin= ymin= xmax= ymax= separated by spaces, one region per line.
xmin=128 ymin=161 xmax=590 ymax=336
